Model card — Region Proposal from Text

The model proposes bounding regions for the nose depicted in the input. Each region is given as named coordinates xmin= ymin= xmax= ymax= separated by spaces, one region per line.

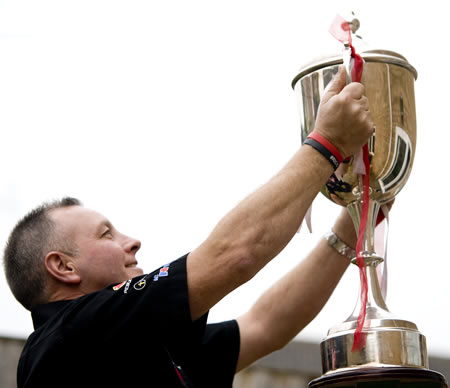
xmin=124 ymin=236 xmax=141 ymax=254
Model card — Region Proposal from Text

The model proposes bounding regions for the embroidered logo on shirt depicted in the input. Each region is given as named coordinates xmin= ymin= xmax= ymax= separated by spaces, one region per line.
xmin=159 ymin=266 xmax=169 ymax=277
xmin=123 ymin=279 xmax=132 ymax=294
xmin=133 ymin=277 xmax=147 ymax=291
xmin=113 ymin=281 xmax=127 ymax=291
xmin=153 ymin=263 xmax=172 ymax=282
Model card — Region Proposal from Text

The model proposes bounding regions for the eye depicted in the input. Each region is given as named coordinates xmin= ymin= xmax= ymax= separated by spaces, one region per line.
xmin=102 ymin=229 xmax=113 ymax=238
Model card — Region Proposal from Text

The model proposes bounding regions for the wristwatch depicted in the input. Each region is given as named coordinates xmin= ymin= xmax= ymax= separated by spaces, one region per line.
xmin=324 ymin=230 xmax=355 ymax=260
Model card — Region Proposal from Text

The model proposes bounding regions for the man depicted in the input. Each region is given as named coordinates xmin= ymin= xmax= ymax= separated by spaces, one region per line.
xmin=4 ymin=66 xmax=373 ymax=387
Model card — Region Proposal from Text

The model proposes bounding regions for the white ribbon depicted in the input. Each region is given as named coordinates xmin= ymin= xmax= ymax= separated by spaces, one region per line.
xmin=297 ymin=204 xmax=313 ymax=233
xmin=375 ymin=204 xmax=389 ymax=301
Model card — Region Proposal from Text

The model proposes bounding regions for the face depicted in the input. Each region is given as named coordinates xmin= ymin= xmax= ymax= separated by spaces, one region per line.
xmin=49 ymin=206 xmax=143 ymax=293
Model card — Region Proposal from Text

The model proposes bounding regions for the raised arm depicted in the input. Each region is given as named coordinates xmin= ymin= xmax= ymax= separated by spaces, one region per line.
xmin=186 ymin=66 xmax=373 ymax=321
xmin=235 ymin=207 xmax=356 ymax=371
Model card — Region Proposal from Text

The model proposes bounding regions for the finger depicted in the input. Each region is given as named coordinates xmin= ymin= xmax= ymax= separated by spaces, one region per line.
xmin=365 ymin=114 xmax=375 ymax=136
xmin=343 ymin=82 xmax=366 ymax=100
xmin=359 ymin=96 xmax=370 ymax=111
xmin=321 ymin=66 xmax=347 ymax=104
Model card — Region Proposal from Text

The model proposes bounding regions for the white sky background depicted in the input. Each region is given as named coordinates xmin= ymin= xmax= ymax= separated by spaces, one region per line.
xmin=1 ymin=0 xmax=449 ymax=359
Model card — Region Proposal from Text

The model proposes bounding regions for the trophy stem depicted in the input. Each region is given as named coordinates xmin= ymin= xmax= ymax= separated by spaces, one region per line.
xmin=345 ymin=257 xmax=390 ymax=322
xmin=345 ymin=199 xmax=390 ymax=320
xmin=347 ymin=198 xmax=380 ymax=254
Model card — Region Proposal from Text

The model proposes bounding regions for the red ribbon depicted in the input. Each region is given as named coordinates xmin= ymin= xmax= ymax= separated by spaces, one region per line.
xmin=352 ymin=144 xmax=370 ymax=351
xmin=329 ymin=15 xmax=369 ymax=352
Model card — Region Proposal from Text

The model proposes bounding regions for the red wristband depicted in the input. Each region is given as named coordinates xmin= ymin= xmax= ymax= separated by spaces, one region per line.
xmin=307 ymin=132 xmax=344 ymax=165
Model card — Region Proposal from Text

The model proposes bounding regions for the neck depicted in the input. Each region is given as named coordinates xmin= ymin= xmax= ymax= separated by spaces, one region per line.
xmin=45 ymin=281 xmax=85 ymax=304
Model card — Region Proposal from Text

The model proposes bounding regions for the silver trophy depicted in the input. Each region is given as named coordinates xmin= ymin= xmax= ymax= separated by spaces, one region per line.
xmin=292 ymin=17 xmax=447 ymax=387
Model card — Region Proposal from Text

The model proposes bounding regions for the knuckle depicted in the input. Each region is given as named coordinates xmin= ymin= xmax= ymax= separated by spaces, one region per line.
xmin=339 ymin=93 xmax=352 ymax=105
xmin=347 ymin=82 xmax=364 ymax=95
xmin=350 ymin=104 xmax=362 ymax=115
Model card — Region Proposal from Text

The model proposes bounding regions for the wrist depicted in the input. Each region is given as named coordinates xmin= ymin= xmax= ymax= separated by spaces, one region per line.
xmin=303 ymin=132 xmax=344 ymax=170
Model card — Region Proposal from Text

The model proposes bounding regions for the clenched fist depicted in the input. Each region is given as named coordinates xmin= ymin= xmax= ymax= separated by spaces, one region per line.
xmin=313 ymin=66 xmax=374 ymax=159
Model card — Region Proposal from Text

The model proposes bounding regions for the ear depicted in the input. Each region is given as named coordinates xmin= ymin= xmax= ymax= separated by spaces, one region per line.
xmin=44 ymin=251 xmax=81 ymax=285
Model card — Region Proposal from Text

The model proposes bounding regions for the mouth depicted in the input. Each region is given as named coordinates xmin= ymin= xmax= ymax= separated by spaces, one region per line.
xmin=125 ymin=261 xmax=138 ymax=268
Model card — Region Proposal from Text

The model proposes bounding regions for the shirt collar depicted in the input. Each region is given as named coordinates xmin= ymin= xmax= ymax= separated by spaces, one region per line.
xmin=31 ymin=300 xmax=71 ymax=329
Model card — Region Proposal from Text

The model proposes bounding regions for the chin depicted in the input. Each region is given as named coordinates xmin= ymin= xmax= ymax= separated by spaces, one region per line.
xmin=127 ymin=267 xmax=144 ymax=278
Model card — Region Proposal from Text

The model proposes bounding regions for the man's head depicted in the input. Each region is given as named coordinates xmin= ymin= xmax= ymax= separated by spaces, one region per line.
xmin=3 ymin=197 xmax=142 ymax=311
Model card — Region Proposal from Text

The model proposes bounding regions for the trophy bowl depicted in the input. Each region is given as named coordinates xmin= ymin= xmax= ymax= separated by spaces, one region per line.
xmin=292 ymin=19 xmax=447 ymax=387
xmin=292 ymin=48 xmax=417 ymax=209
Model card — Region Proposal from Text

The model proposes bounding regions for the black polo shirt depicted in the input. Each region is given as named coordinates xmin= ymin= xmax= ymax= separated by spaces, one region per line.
xmin=18 ymin=254 xmax=240 ymax=388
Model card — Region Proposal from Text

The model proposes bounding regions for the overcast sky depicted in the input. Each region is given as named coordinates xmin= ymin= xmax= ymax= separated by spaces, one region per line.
xmin=1 ymin=0 xmax=449 ymax=359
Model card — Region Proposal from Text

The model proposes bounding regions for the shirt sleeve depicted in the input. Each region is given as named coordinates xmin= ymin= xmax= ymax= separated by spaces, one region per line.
xmin=176 ymin=320 xmax=241 ymax=388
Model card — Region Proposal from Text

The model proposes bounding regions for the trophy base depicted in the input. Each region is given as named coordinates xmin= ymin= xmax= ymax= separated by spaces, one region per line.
xmin=308 ymin=367 xmax=448 ymax=387
xmin=321 ymin=321 xmax=428 ymax=373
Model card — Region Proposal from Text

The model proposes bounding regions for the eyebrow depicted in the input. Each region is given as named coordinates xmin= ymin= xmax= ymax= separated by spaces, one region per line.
xmin=97 ymin=219 xmax=113 ymax=234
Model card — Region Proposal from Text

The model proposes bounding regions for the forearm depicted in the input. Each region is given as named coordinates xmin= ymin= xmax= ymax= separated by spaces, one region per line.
xmin=187 ymin=146 xmax=333 ymax=320
xmin=203 ymin=145 xmax=334 ymax=278
xmin=236 ymin=209 xmax=356 ymax=370
xmin=249 ymin=237 xmax=350 ymax=347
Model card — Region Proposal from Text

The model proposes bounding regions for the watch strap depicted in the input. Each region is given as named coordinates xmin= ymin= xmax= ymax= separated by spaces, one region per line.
xmin=324 ymin=230 xmax=355 ymax=260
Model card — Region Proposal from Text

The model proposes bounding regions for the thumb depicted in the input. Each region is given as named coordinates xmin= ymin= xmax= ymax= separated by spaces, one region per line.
xmin=321 ymin=65 xmax=346 ymax=104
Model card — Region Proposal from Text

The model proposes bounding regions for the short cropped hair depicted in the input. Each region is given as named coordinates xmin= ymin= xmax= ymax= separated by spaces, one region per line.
xmin=3 ymin=197 xmax=82 ymax=311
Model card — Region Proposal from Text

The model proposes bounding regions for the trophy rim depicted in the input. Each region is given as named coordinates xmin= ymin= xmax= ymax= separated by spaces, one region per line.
xmin=291 ymin=49 xmax=418 ymax=89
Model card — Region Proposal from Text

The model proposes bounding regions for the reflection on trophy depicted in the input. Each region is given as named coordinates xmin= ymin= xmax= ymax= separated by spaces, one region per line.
xmin=292 ymin=16 xmax=448 ymax=387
